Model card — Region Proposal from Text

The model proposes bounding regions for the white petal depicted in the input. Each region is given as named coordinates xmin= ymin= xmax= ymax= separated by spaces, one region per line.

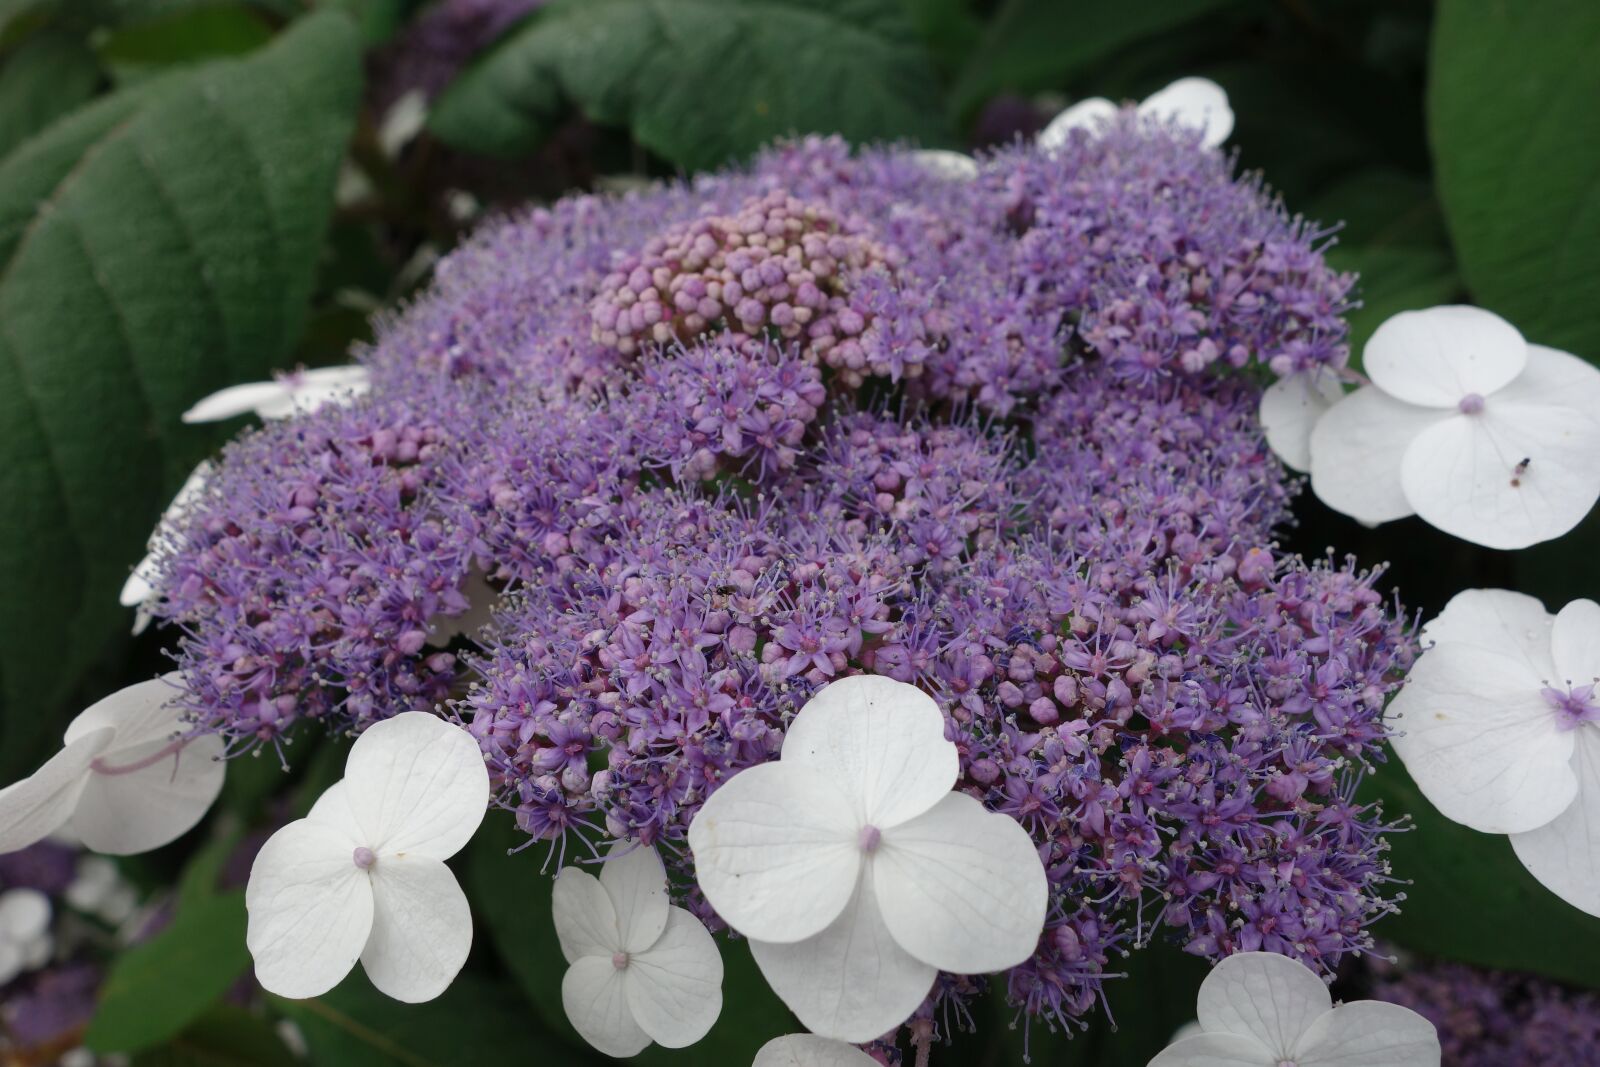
xmin=625 ymin=905 xmax=723 ymax=1048
xmin=343 ymin=712 xmax=489 ymax=860
xmin=1146 ymin=1032 xmax=1277 ymax=1067
xmin=300 ymin=364 xmax=371 ymax=388
xmin=63 ymin=677 xmax=226 ymax=855
xmin=1261 ymin=369 xmax=1343 ymax=472
xmin=426 ymin=568 xmax=500 ymax=647
xmin=306 ymin=779 xmax=361 ymax=832
xmin=750 ymin=878 xmax=935 ymax=1043
xmin=1196 ymin=952 xmax=1332 ymax=1060
xmin=1138 ymin=77 xmax=1233 ymax=148
xmin=1421 ymin=588 xmax=1557 ymax=678
xmin=181 ymin=380 xmax=289 ymax=423
xmin=1309 ymin=386 xmax=1441 ymax=525
xmin=754 ymin=1035 xmax=880 ymax=1067
xmin=119 ymin=563 xmax=155 ymax=608
xmin=1510 ymin=724 xmax=1600 ymax=918
xmin=782 ymin=675 xmax=958 ymax=829
xmin=1401 ymin=381 xmax=1600 ymax=550
xmin=361 ymin=855 xmax=473 ymax=1003
xmin=563 ymin=955 xmax=653 ymax=1058
xmin=1388 ymin=644 xmax=1575 ymax=833
xmin=1552 ymin=599 xmax=1600 ymax=687
xmin=0 ymin=730 xmax=111 ymax=854
xmin=1037 ymin=97 xmax=1117 ymax=151
xmin=1364 ymin=305 xmax=1527 ymax=409
xmin=1295 ymin=1000 xmax=1441 ymax=1066
xmin=552 ymin=867 xmax=621 ymax=964
xmin=246 ymin=818 xmax=374 ymax=999
xmin=687 ymin=760 xmax=859 ymax=944
xmin=600 ymin=841 xmax=670 ymax=954
xmin=910 ymin=150 xmax=979 ymax=181
xmin=0 ymin=888 xmax=51 ymax=940
xmin=872 ymin=791 xmax=1047 ymax=973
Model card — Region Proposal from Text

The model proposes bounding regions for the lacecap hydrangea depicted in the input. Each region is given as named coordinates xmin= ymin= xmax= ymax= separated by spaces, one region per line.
xmin=143 ymin=117 xmax=1411 ymax=1043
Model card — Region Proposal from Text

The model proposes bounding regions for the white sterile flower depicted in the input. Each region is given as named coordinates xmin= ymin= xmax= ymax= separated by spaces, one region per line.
xmin=909 ymin=149 xmax=980 ymax=181
xmin=687 ymin=675 xmax=1048 ymax=1042
xmin=1260 ymin=367 xmax=1344 ymax=473
xmin=120 ymin=460 xmax=213 ymax=634
xmin=753 ymin=1034 xmax=878 ymax=1067
xmin=1039 ymin=76 xmax=1233 ymax=152
xmin=245 ymin=712 xmax=489 ymax=1003
xmin=1310 ymin=305 xmax=1600 ymax=549
xmin=552 ymin=841 xmax=723 ymax=1057
xmin=1389 ymin=589 xmax=1600 ymax=916
xmin=0 ymin=888 xmax=52 ymax=984
xmin=1149 ymin=952 xmax=1439 ymax=1067
xmin=0 ymin=676 xmax=225 ymax=857
xmin=182 ymin=365 xmax=371 ymax=424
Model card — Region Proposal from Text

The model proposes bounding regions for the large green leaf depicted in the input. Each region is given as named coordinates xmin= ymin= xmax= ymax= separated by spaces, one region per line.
xmin=132 ymin=1005 xmax=297 ymax=1067
xmin=1429 ymin=0 xmax=1600 ymax=358
xmin=0 ymin=11 xmax=359 ymax=781
xmin=1359 ymin=759 xmax=1600 ymax=989
xmin=429 ymin=0 xmax=953 ymax=171
xmin=950 ymin=0 xmax=1244 ymax=115
xmin=0 ymin=30 xmax=101 ymax=159
xmin=465 ymin=816 xmax=794 ymax=1064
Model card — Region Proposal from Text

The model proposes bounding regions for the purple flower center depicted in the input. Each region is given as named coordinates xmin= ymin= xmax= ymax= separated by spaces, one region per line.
xmin=612 ymin=951 xmax=629 ymax=971
xmin=1543 ymin=684 xmax=1600 ymax=730
xmin=1458 ymin=393 xmax=1485 ymax=414
xmin=352 ymin=847 xmax=376 ymax=869
xmin=858 ymin=824 xmax=883 ymax=854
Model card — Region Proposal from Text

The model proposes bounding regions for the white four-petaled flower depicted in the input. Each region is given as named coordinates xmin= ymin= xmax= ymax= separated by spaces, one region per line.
xmin=182 ymin=365 xmax=371 ymax=424
xmin=120 ymin=461 xmax=213 ymax=634
xmin=0 ymin=676 xmax=225 ymax=857
xmin=1310 ymin=305 xmax=1600 ymax=549
xmin=687 ymin=675 xmax=1048 ymax=1042
xmin=1149 ymin=951 xmax=1439 ymax=1067
xmin=753 ymin=1034 xmax=878 ymax=1067
xmin=245 ymin=712 xmax=488 ymax=1003
xmin=1389 ymin=589 xmax=1600 ymax=917
xmin=0 ymin=888 xmax=52 ymax=984
xmin=552 ymin=841 xmax=723 ymax=1057
xmin=1039 ymin=77 xmax=1234 ymax=152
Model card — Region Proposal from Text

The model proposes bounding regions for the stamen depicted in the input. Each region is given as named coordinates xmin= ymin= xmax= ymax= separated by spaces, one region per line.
xmin=90 ymin=737 xmax=190 ymax=777
xmin=858 ymin=824 xmax=882 ymax=853
xmin=353 ymin=847 xmax=376 ymax=869
xmin=1458 ymin=393 xmax=1485 ymax=414
xmin=612 ymin=951 xmax=629 ymax=970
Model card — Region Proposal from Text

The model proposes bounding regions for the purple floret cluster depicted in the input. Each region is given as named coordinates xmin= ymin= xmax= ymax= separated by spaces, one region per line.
xmin=146 ymin=116 xmax=1401 ymax=1040
xmin=1370 ymin=956 xmax=1600 ymax=1066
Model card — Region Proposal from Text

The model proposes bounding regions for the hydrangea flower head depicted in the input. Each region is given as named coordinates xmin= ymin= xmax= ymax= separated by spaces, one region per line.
xmin=138 ymin=122 xmax=1404 ymax=1045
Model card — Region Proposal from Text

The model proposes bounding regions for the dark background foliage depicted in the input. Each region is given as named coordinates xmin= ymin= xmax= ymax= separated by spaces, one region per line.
xmin=0 ymin=0 xmax=1596 ymax=1062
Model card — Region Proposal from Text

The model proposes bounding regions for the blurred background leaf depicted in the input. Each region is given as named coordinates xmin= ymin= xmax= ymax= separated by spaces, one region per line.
xmin=429 ymin=0 xmax=954 ymax=170
xmin=1430 ymin=0 xmax=1600 ymax=360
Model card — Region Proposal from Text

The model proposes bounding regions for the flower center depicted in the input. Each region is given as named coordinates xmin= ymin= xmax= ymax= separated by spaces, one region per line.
xmin=352 ymin=847 xmax=376 ymax=869
xmin=1543 ymin=684 xmax=1600 ymax=730
xmin=612 ymin=951 xmax=629 ymax=971
xmin=1457 ymin=393 xmax=1485 ymax=414
xmin=858 ymin=824 xmax=882 ymax=853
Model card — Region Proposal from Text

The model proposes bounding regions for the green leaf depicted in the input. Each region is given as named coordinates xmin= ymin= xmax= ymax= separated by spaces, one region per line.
xmin=1358 ymin=758 xmax=1600 ymax=989
xmin=1429 ymin=0 xmax=1600 ymax=359
xmin=85 ymin=890 xmax=252 ymax=1052
xmin=96 ymin=3 xmax=275 ymax=84
xmin=429 ymin=0 xmax=953 ymax=171
xmin=0 ymin=11 xmax=360 ymax=782
xmin=465 ymin=816 xmax=794 ymax=1063
xmin=950 ymin=0 xmax=1243 ymax=116
xmin=132 ymin=1005 xmax=297 ymax=1067
xmin=276 ymin=971 xmax=585 ymax=1066
xmin=0 ymin=30 xmax=101 ymax=159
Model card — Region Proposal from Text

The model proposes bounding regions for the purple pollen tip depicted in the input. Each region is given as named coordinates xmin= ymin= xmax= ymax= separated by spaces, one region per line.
xmin=353 ymin=846 xmax=376 ymax=870
xmin=1458 ymin=393 xmax=1486 ymax=414
xmin=612 ymin=952 xmax=629 ymax=971
xmin=858 ymin=824 xmax=882 ymax=854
